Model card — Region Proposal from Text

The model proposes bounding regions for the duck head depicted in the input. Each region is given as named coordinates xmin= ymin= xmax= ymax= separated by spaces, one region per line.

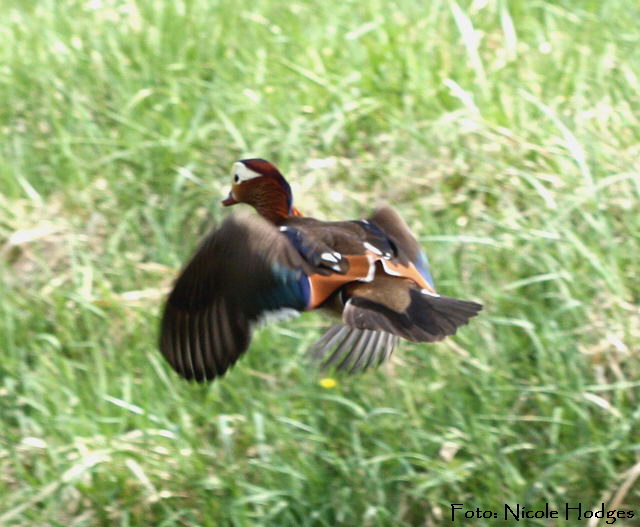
xmin=222 ymin=158 xmax=301 ymax=224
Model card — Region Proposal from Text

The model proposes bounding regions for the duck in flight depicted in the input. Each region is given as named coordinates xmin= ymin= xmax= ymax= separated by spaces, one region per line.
xmin=159 ymin=159 xmax=482 ymax=381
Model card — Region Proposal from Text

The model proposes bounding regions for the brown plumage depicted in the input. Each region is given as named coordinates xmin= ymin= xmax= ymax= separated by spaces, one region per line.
xmin=159 ymin=159 xmax=482 ymax=381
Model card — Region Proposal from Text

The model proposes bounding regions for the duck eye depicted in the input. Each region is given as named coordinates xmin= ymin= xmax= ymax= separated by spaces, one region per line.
xmin=234 ymin=174 xmax=239 ymax=183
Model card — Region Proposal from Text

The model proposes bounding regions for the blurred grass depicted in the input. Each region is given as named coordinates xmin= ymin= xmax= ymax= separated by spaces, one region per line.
xmin=1 ymin=0 xmax=639 ymax=525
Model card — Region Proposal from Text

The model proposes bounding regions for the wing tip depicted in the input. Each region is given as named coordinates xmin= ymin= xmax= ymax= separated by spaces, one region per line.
xmin=159 ymin=300 xmax=250 ymax=382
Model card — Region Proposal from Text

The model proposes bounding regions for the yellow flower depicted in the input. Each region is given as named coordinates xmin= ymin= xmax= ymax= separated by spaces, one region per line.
xmin=319 ymin=377 xmax=337 ymax=388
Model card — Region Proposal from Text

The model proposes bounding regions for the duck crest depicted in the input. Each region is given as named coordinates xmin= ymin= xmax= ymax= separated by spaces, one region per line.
xmin=230 ymin=158 xmax=298 ymax=223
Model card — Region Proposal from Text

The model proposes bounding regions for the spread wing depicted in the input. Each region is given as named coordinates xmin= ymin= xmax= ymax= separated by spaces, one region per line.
xmin=159 ymin=213 xmax=316 ymax=381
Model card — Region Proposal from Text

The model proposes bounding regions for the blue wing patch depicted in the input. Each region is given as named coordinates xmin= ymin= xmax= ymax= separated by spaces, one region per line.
xmin=255 ymin=264 xmax=310 ymax=313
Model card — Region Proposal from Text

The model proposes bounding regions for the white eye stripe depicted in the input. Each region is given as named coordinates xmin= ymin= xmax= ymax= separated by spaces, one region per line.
xmin=232 ymin=162 xmax=261 ymax=183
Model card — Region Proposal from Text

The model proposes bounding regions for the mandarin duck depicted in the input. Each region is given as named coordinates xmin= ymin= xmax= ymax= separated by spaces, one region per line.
xmin=159 ymin=159 xmax=482 ymax=381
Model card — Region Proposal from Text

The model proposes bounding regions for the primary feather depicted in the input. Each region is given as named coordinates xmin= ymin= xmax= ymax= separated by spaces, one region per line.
xmin=160 ymin=213 xmax=313 ymax=380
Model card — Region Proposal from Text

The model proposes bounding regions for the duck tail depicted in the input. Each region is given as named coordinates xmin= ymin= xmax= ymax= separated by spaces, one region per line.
xmin=343 ymin=283 xmax=482 ymax=343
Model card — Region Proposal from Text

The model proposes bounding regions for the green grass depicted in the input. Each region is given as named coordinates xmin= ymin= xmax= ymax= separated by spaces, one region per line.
xmin=1 ymin=0 xmax=639 ymax=525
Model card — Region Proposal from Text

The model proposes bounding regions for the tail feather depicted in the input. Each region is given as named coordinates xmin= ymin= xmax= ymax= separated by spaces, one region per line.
xmin=343 ymin=287 xmax=482 ymax=343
